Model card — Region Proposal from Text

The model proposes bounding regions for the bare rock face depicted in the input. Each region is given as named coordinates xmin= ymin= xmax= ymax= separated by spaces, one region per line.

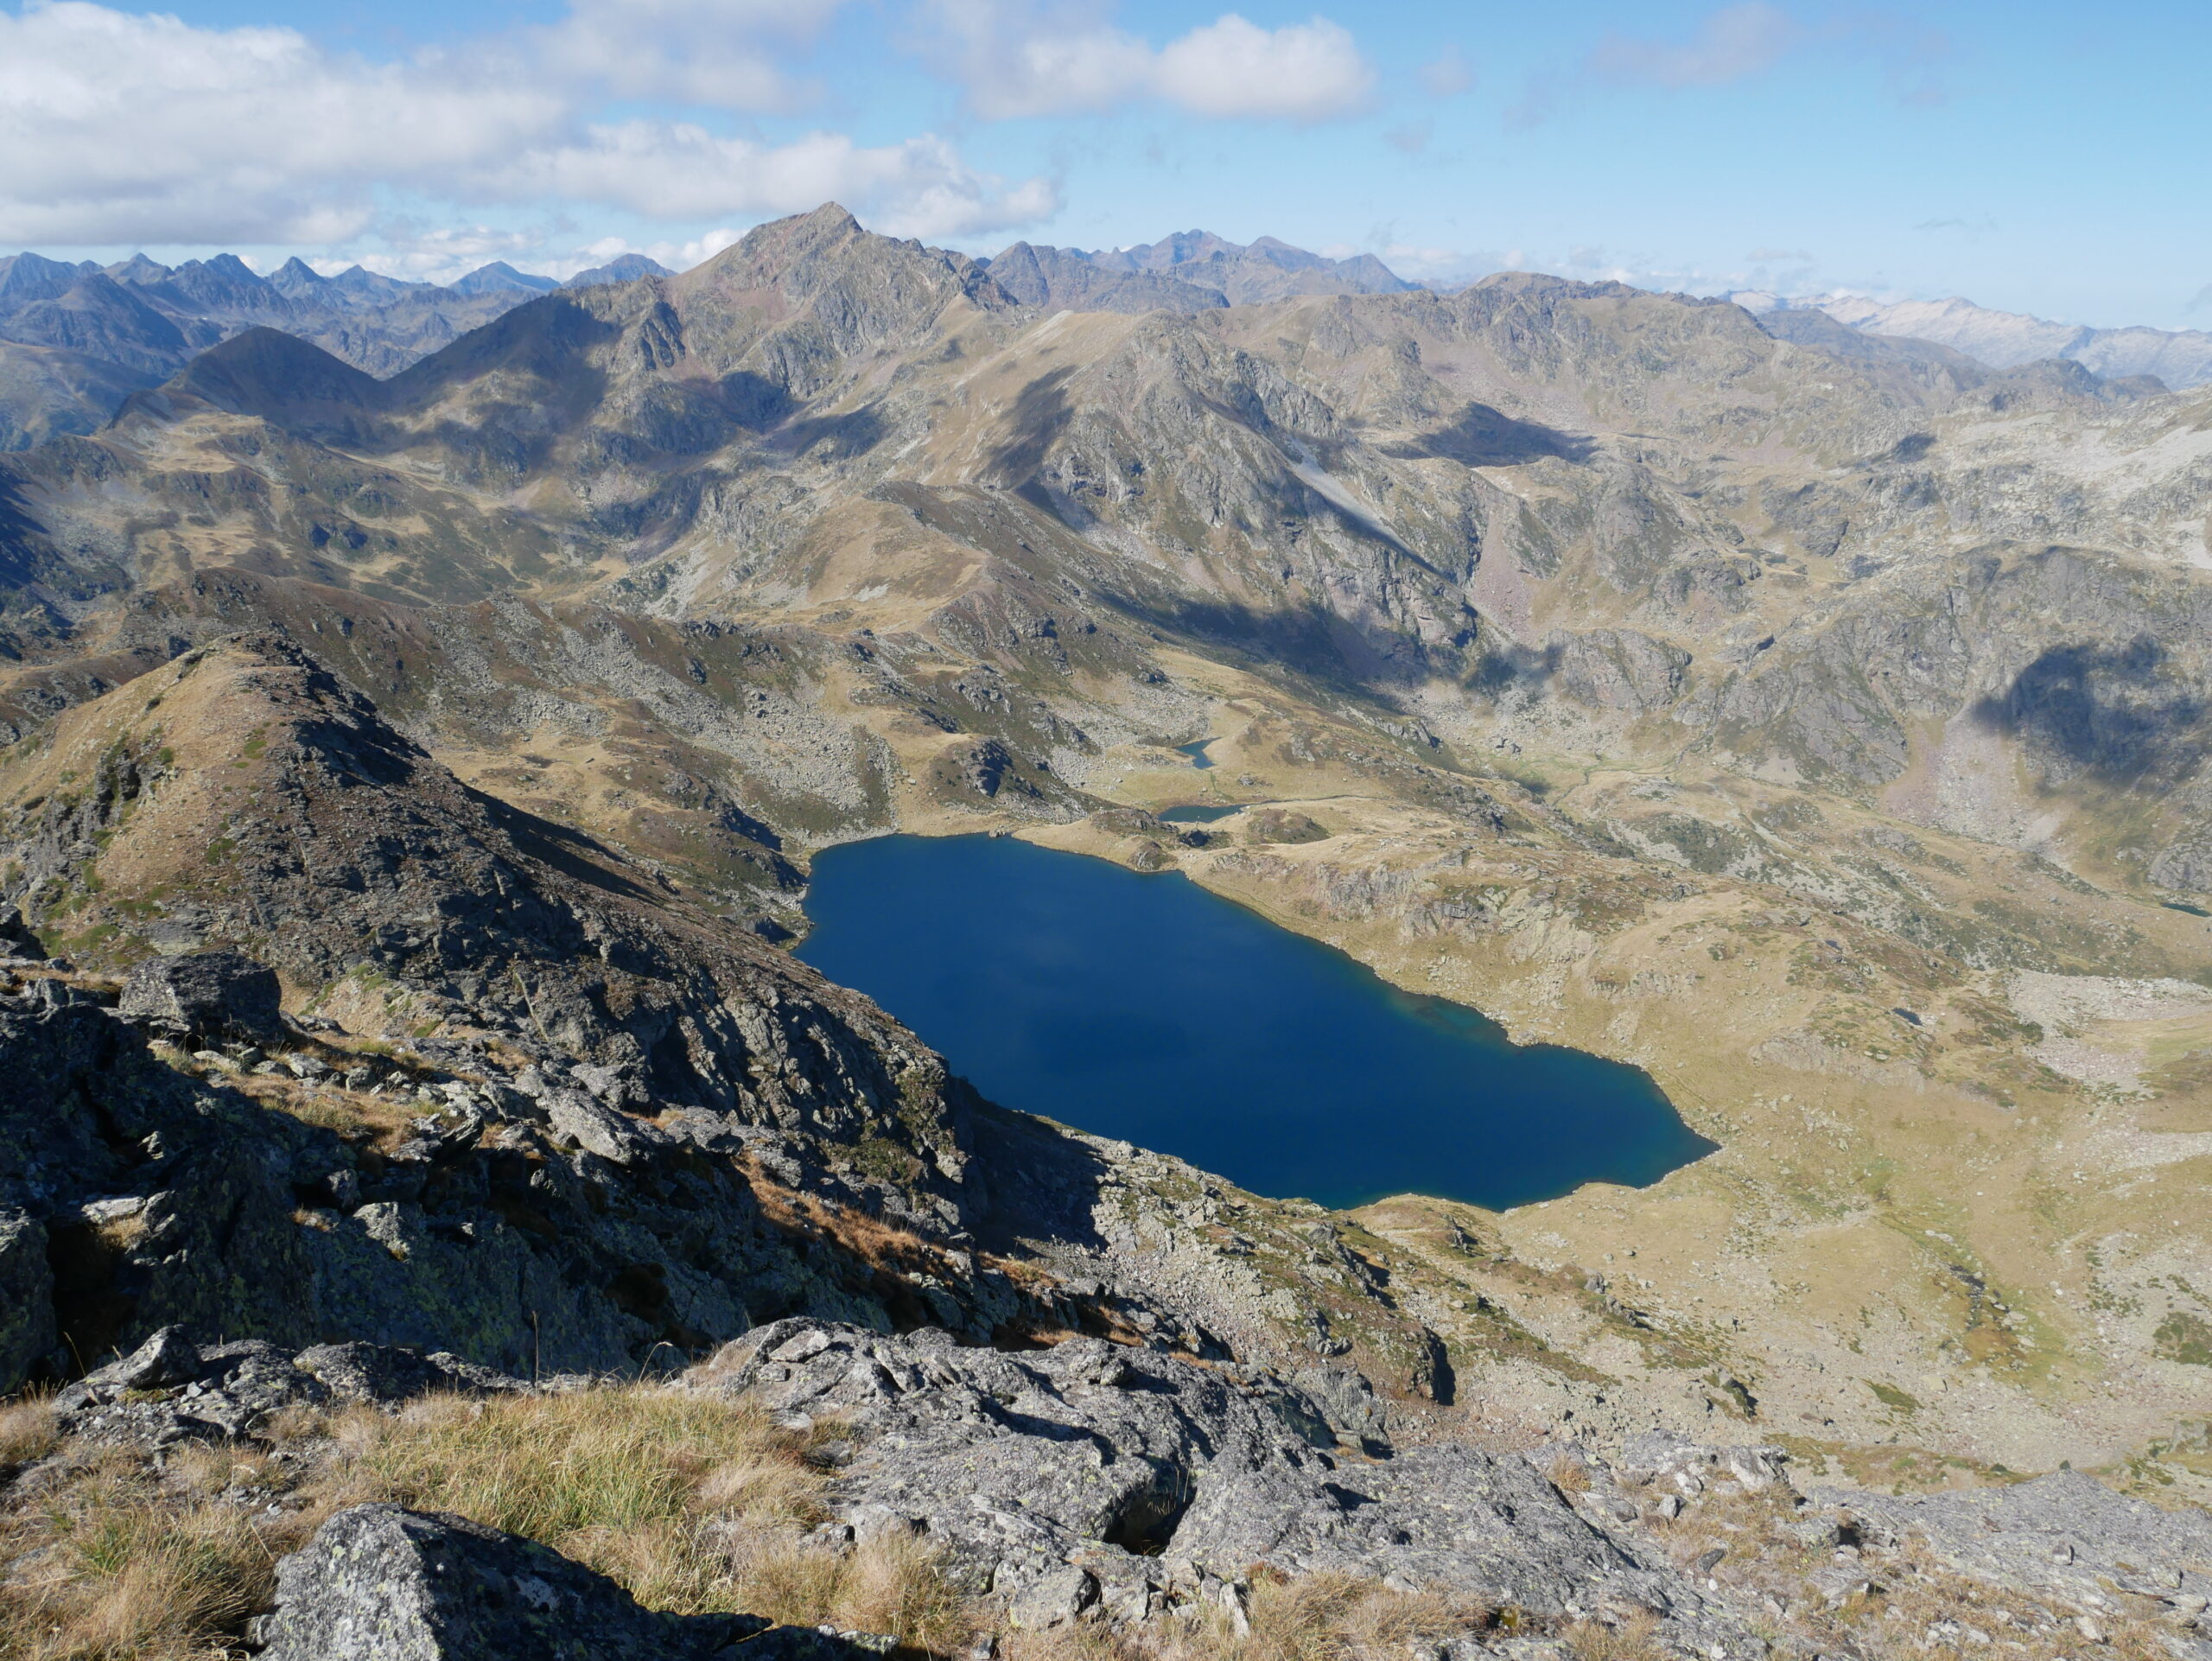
xmin=1827 ymin=1472 xmax=2212 ymax=1619
xmin=690 ymin=1320 xmax=1745 ymax=1647
xmin=118 ymin=948 xmax=283 ymax=1041
xmin=0 ymin=1208 xmax=52 ymax=1388
xmin=0 ymin=979 xmax=1040 ymax=1389
xmin=259 ymin=1504 xmax=891 ymax=1660
xmin=48 ymin=1324 xmax=528 ymax=1445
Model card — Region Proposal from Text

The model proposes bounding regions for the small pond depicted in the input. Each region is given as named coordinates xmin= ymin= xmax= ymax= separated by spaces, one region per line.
xmin=798 ymin=835 xmax=1714 ymax=1211
xmin=1157 ymin=803 xmax=1243 ymax=824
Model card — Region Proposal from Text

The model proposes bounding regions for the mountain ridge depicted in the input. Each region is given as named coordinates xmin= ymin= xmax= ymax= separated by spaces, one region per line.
xmin=1737 ymin=289 xmax=2212 ymax=390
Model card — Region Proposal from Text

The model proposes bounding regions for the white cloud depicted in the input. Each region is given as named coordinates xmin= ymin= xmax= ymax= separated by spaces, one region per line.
xmin=0 ymin=0 xmax=1054 ymax=249
xmin=920 ymin=1 xmax=1374 ymax=122
xmin=1587 ymin=3 xmax=1797 ymax=88
xmin=496 ymin=125 xmax=1058 ymax=236
xmin=332 ymin=223 xmax=553 ymax=282
xmin=537 ymin=0 xmax=846 ymax=111
xmin=1151 ymin=16 xmax=1373 ymax=119
xmin=0 ymin=1 xmax=562 ymax=244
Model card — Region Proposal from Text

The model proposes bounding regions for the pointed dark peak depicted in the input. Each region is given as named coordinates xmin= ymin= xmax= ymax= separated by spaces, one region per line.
xmin=159 ymin=326 xmax=387 ymax=422
xmin=267 ymin=258 xmax=332 ymax=302
xmin=454 ymin=261 xmax=561 ymax=296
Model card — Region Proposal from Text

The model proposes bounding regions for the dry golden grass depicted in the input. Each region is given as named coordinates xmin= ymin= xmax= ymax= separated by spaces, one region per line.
xmin=1564 ymin=1612 xmax=1665 ymax=1661
xmin=0 ymin=1441 xmax=308 ymax=1661
xmin=310 ymin=1387 xmax=976 ymax=1652
xmin=1001 ymin=1573 xmax=1488 ymax=1661
xmin=0 ymin=1385 xmax=979 ymax=1659
xmin=1547 ymin=1452 xmax=1592 ymax=1493
xmin=0 ymin=1397 xmax=57 ymax=1469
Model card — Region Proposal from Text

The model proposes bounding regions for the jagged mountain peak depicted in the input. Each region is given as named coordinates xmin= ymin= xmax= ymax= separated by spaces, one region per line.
xmin=675 ymin=202 xmax=1013 ymax=334
xmin=267 ymin=257 xmax=330 ymax=299
xmin=454 ymin=260 xmax=561 ymax=297
xmin=988 ymin=227 xmax=1412 ymax=311
xmin=0 ymin=251 xmax=98 ymax=307
xmin=103 ymin=253 xmax=172 ymax=286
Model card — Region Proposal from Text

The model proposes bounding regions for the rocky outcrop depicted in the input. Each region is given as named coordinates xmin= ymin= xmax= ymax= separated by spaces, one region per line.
xmin=51 ymin=1324 xmax=523 ymax=1445
xmin=1830 ymin=1471 xmax=2212 ymax=1629
xmin=0 ymin=973 xmax=1052 ymax=1390
xmin=259 ymin=1504 xmax=889 ymax=1660
xmin=688 ymin=1319 xmax=1742 ymax=1645
xmin=118 ymin=948 xmax=284 ymax=1041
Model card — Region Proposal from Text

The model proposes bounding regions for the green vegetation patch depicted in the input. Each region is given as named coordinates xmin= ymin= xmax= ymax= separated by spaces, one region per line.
xmin=2153 ymin=1311 xmax=2212 ymax=1365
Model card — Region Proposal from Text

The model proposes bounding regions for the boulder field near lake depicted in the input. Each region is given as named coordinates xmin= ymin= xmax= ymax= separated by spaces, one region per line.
xmin=0 ymin=204 xmax=2210 ymax=1659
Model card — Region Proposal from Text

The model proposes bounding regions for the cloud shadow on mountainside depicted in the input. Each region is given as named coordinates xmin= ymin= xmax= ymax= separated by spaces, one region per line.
xmin=1968 ymin=634 xmax=2212 ymax=786
xmin=1382 ymin=403 xmax=1593 ymax=468
xmin=473 ymin=788 xmax=659 ymax=906
xmin=1129 ymin=589 xmax=1446 ymax=690
xmin=0 ymin=472 xmax=53 ymax=587
xmin=988 ymin=366 xmax=1076 ymax=496
xmin=965 ymin=1098 xmax=1119 ymax=1259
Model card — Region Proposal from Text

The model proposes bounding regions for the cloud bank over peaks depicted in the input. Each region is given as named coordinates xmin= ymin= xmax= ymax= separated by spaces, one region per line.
xmin=921 ymin=1 xmax=1376 ymax=122
xmin=0 ymin=0 xmax=1055 ymax=247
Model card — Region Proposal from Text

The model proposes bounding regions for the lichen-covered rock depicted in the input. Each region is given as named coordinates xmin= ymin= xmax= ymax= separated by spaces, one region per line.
xmin=49 ymin=1327 xmax=531 ymax=1445
xmin=118 ymin=949 xmax=284 ymax=1041
xmin=259 ymin=1504 xmax=893 ymax=1660
xmin=294 ymin=1340 xmax=527 ymax=1405
xmin=1824 ymin=1470 xmax=2212 ymax=1617
xmin=690 ymin=1320 xmax=1744 ymax=1645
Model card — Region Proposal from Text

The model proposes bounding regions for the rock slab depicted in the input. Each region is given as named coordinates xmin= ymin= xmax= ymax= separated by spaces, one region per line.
xmin=262 ymin=1504 xmax=891 ymax=1661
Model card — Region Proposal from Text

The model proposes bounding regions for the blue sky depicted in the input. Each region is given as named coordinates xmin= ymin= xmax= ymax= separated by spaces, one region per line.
xmin=2 ymin=0 xmax=2205 ymax=328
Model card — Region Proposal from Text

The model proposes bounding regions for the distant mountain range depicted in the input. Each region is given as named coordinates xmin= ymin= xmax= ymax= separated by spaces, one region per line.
xmin=981 ymin=230 xmax=1414 ymax=314
xmin=1737 ymin=290 xmax=2212 ymax=391
xmin=0 ymin=249 xmax=672 ymax=449
xmin=7 ymin=226 xmax=2208 ymax=454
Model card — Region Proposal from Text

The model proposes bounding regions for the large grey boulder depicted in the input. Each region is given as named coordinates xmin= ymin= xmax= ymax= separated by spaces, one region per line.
xmin=118 ymin=948 xmax=283 ymax=1041
xmin=259 ymin=1504 xmax=887 ymax=1660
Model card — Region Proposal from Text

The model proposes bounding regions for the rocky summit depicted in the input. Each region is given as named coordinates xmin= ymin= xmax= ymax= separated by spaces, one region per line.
xmin=2 ymin=203 xmax=2212 ymax=1661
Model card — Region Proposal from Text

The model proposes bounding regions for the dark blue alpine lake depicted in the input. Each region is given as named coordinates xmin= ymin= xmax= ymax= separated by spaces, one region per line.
xmin=798 ymin=835 xmax=1714 ymax=1211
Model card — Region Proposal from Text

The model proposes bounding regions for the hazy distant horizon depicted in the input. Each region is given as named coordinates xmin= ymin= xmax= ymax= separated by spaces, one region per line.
xmin=3 ymin=0 xmax=2206 ymax=331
